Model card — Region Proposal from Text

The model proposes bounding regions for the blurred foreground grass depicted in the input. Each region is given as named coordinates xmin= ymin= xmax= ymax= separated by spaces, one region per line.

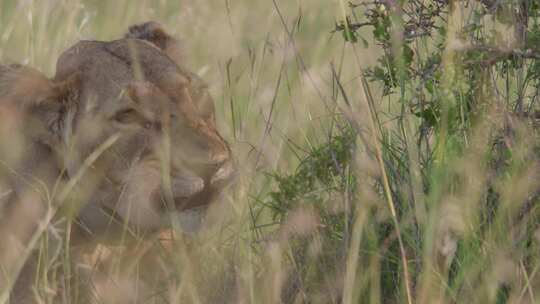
xmin=1 ymin=0 xmax=540 ymax=303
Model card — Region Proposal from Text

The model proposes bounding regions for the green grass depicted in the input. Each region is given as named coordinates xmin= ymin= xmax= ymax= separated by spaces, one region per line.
xmin=1 ymin=0 xmax=540 ymax=303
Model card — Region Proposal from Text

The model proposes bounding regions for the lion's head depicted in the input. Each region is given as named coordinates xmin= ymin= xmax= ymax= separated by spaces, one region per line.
xmin=0 ymin=23 xmax=234 ymax=240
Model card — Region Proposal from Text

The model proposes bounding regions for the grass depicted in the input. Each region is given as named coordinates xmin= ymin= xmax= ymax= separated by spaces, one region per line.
xmin=1 ymin=0 xmax=540 ymax=303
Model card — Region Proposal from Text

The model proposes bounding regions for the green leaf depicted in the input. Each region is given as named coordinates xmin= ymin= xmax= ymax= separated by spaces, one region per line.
xmin=414 ymin=106 xmax=440 ymax=128
xmin=374 ymin=21 xmax=389 ymax=42
xmin=403 ymin=44 xmax=414 ymax=66
xmin=342 ymin=27 xmax=358 ymax=43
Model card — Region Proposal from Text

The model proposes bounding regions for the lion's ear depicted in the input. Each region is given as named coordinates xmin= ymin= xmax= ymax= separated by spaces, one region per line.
xmin=125 ymin=21 xmax=184 ymax=66
xmin=0 ymin=64 xmax=79 ymax=107
xmin=0 ymin=65 xmax=80 ymax=149
xmin=0 ymin=65 xmax=54 ymax=106
xmin=51 ymin=72 xmax=80 ymax=103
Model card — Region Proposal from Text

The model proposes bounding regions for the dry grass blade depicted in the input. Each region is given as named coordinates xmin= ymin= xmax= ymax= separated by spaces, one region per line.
xmin=0 ymin=133 xmax=120 ymax=304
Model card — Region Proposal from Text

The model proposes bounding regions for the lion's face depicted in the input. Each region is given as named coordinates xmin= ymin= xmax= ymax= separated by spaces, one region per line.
xmin=0 ymin=23 xmax=235 ymax=302
xmin=52 ymin=38 xmax=234 ymax=234
xmin=0 ymin=26 xmax=234 ymax=237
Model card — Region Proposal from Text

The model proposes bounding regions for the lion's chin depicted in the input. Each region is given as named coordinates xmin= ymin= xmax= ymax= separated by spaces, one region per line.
xmin=85 ymin=160 xmax=234 ymax=236
xmin=76 ymin=205 xmax=207 ymax=244
xmin=121 ymin=208 xmax=207 ymax=234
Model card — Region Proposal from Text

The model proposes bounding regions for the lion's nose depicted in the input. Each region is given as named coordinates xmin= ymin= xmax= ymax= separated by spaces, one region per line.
xmin=200 ymin=152 xmax=231 ymax=182
xmin=211 ymin=148 xmax=230 ymax=165
xmin=210 ymin=157 xmax=235 ymax=187
xmin=192 ymin=147 xmax=233 ymax=186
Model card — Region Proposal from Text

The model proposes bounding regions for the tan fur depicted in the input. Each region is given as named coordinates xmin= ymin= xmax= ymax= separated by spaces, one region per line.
xmin=0 ymin=65 xmax=54 ymax=106
xmin=0 ymin=22 xmax=234 ymax=303
xmin=125 ymin=21 xmax=184 ymax=65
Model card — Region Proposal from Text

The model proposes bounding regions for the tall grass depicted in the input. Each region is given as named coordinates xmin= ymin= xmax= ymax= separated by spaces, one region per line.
xmin=1 ymin=0 xmax=540 ymax=303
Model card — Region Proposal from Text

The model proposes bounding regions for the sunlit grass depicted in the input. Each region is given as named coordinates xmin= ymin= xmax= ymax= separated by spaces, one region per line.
xmin=1 ymin=0 xmax=540 ymax=303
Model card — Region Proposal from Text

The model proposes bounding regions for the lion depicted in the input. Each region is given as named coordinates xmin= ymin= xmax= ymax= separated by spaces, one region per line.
xmin=0 ymin=22 xmax=234 ymax=302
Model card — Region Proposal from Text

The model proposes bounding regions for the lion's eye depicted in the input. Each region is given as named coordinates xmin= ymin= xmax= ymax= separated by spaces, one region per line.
xmin=114 ymin=108 xmax=143 ymax=124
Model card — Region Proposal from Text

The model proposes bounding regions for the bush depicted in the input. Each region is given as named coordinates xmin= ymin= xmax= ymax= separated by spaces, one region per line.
xmin=257 ymin=1 xmax=540 ymax=303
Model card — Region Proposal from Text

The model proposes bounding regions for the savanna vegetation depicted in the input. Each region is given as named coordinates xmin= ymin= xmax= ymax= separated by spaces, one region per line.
xmin=1 ymin=0 xmax=540 ymax=303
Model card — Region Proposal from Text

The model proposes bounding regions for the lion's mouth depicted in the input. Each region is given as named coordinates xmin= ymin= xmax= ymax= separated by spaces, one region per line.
xmin=83 ymin=158 xmax=235 ymax=233
xmin=209 ymin=159 xmax=235 ymax=188
xmin=156 ymin=158 xmax=235 ymax=211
